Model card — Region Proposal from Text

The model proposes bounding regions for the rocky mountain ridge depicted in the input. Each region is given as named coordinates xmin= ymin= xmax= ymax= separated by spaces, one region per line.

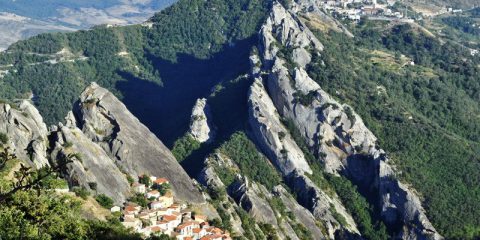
xmin=247 ymin=1 xmax=443 ymax=239
xmin=0 ymin=0 xmax=462 ymax=238
xmin=0 ymin=83 xmax=204 ymax=205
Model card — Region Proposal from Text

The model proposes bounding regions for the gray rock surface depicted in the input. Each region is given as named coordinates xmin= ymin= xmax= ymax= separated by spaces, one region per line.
xmin=72 ymin=82 xmax=204 ymax=204
xmin=198 ymin=152 xmax=321 ymax=240
xmin=0 ymin=101 xmax=49 ymax=168
xmin=248 ymin=78 xmax=312 ymax=175
xmin=273 ymin=185 xmax=326 ymax=240
xmin=188 ymin=98 xmax=215 ymax=143
xmin=197 ymin=153 xmax=246 ymax=236
xmin=255 ymin=2 xmax=443 ymax=239
xmin=50 ymin=124 xmax=130 ymax=204
xmin=288 ymin=171 xmax=359 ymax=238
xmin=230 ymin=176 xmax=278 ymax=225
xmin=260 ymin=2 xmax=323 ymax=68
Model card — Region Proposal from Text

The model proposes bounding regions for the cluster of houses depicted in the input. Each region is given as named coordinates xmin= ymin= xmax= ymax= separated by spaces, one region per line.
xmin=113 ymin=176 xmax=232 ymax=240
xmin=322 ymin=0 xmax=414 ymax=22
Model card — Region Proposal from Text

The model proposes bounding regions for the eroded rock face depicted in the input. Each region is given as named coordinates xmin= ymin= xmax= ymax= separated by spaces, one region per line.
xmin=198 ymin=152 xmax=326 ymax=240
xmin=72 ymin=83 xmax=204 ymax=204
xmin=188 ymin=98 xmax=215 ymax=143
xmin=267 ymin=59 xmax=377 ymax=174
xmin=273 ymin=185 xmax=326 ymax=240
xmin=230 ymin=176 xmax=278 ymax=226
xmin=256 ymin=2 xmax=443 ymax=239
xmin=288 ymin=171 xmax=359 ymax=238
xmin=260 ymin=2 xmax=323 ymax=67
xmin=248 ymin=78 xmax=312 ymax=175
xmin=50 ymin=123 xmax=130 ymax=204
xmin=0 ymin=101 xmax=49 ymax=168
xmin=378 ymin=157 xmax=442 ymax=240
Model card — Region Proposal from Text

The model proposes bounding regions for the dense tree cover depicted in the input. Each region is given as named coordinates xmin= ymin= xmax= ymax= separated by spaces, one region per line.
xmin=306 ymin=21 xmax=480 ymax=239
xmin=95 ymin=194 xmax=115 ymax=209
xmin=0 ymin=132 xmax=7 ymax=147
xmin=441 ymin=16 xmax=480 ymax=36
xmin=218 ymin=132 xmax=282 ymax=190
xmin=327 ymin=175 xmax=388 ymax=240
xmin=171 ymin=134 xmax=201 ymax=162
xmin=0 ymin=149 xmax=142 ymax=240
xmin=148 ymin=0 xmax=271 ymax=61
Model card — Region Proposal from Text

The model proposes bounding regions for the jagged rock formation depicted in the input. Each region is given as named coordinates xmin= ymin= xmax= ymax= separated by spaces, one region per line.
xmin=248 ymin=79 xmax=359 ymax=236
xmin=248 ymin=78 xmax=312 ymax=175
xmin=286 ymin=171 xmax=358 ymax=238
xmin=259 ymin=2 xmax=323 ymax=69
xmin=0 ymin=101 xmax=49 ymax=168
xmin=50 ymin=121 xmax=130 ymax=204
xmin=70 ymin=83 xmax=204 ymax=204
xmin=251 ymin=1 xmax=443 ymax=239
xmin=272 ymin=185 xmax=325 ymax=239
xmin=229 ymin=176 xmax=280 ymax=229
xmin=198 ymin=152 xmax=328 ymax=240
xmin=188 ymin=98 xmax=215 ymax=143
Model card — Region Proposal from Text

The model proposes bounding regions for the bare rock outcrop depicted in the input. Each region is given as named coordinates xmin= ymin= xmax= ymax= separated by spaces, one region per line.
xmin=188 ymin=98 xmax=215 ymax=143
xmin=0 ymin=101 xmax=49 ymax=168
xmin=72 ymin=82 xmax=204 ymax=204
xmin=230 ymin=176 xmax=278 ymax=226
xmin=248 ymin=78 xmax=312 ymax=175
xmin=50 ymin=122 xmax=130 ymax=204
xmin=287 ymin=171 xmax=359 ymax=238
xmin=198 ymin=152 xmax=326 ymax=239
xmin=260 ymin=2 xmax=323 ymax=68
xmin=273 ymin=185 xmax=327 ymax=239
xmin=255 ymin=2 xmax=443 ymax=239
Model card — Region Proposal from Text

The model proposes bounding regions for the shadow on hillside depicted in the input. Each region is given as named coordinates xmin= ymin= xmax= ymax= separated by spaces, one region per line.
xmin=178 ymin=76 xmax=254 ymax=175
xmin=116 ymin=37 xmax=256 ymax=148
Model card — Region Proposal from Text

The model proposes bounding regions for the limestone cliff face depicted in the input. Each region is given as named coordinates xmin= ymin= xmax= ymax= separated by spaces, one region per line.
xmin=248 ymin=78 xmax=312 ymax=176
xmin=197 ymin=152 xmax=327 ymax=240
xmin=71 ymin=83 xmax=204 ymax=204
xmin=248 ymin=77 xmax=360 ymax=238
xmin=0 ymin=101 xmax=49 ymax=168
xmin=272 ymin=185 xmax=326 ymax=239
xmin=50 ymin=121 xmax=130 ymax=204
xmin=253 ymin=2 xmax=443 ymax=239
xmin=188 ymin=98 xmax=215 ymax=143
xmin=259 ymin=2 xmax=323 ymax=69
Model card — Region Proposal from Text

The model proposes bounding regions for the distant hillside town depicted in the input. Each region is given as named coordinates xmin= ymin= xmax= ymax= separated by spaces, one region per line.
xmin=323 ymin=0 xmax=468 ymax=22
xmin=324 ymin=0 xmax=415 ymax=22
xmin=115 ymin=175 xmax=231 ymax=240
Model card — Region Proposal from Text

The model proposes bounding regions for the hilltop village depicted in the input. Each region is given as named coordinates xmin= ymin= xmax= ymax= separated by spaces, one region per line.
xmin=323 ymin=0 xmax=467 ymax=22
xmin=324 ymin=0 xmax=415 ymax=22
xmin=114 ymin=176 xmax=231 ymax=240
